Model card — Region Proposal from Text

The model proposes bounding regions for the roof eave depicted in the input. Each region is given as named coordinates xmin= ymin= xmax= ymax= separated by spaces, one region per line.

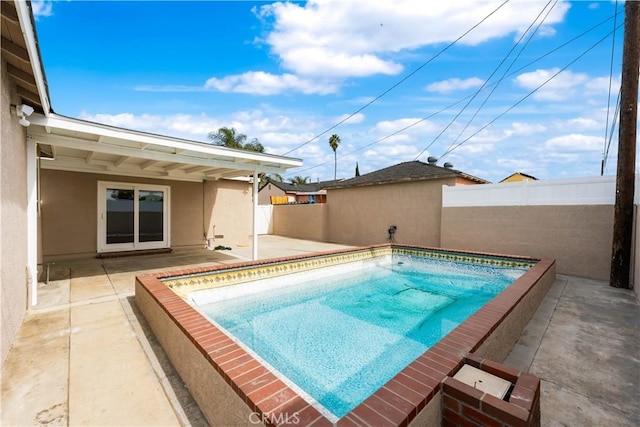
xmin=29 ymin=113 xmax=303 ymax=170
xmin=15 ymin=0 xmax=52 ymax=115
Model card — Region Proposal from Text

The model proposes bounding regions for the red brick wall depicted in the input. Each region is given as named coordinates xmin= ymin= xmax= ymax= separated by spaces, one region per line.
xmin=442 ymin=355 xmax=541 ymax=427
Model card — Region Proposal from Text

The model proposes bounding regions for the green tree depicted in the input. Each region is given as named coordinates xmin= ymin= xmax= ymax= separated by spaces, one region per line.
xmin=208 ymin=127 xmax=264 ymax=152
xmin=289 ymin=175 xmax=310 ymax=185
xmin=259 ymin=173 xmax=283 ymax=190
xmin=328 ymin=134 xmax=341 ymax=179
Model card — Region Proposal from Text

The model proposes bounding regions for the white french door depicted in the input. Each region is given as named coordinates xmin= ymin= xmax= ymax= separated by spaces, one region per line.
xmin=97 ymin=181 xmax=170 ymax=253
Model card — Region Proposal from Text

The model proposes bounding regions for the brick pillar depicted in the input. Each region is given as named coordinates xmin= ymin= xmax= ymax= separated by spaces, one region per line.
xmin=441 ymin=355 xmax=540 ymax=427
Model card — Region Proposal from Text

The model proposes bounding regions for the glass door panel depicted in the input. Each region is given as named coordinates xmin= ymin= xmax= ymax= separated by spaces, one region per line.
xmin=106 ymin=188 xmax=134 ymax=244
xmin=98 ymin=182 xmax=169 ymax=253
xmin=139 ymin=190 xmax=164 ymax=243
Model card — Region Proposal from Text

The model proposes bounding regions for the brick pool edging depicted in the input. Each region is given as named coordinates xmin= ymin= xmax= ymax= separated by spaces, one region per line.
xmin=135 ymin=245 xmax=555 ymax=427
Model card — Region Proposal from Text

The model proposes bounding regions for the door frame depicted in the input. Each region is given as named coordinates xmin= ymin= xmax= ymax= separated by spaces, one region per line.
xmin=97 ymin=181 xmax=171 ymax=253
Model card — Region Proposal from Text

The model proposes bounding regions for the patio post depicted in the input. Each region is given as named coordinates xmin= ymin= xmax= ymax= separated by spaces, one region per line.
xmin=27 ymin=138 xmax=38 ymax=306
xmin=252 ymin=170 xmax=259 ymax=261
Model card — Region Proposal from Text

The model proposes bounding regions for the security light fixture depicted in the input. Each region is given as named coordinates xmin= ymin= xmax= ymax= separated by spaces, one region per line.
xmin=12 ymin=103 xmax=34 ymax=127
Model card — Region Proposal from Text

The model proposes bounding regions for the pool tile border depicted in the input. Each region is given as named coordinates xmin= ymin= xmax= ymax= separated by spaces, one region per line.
xmin=136 ymin=244 xmax=554 ymax=427
xmin=161 ymin=244 xmax=537 ymax=299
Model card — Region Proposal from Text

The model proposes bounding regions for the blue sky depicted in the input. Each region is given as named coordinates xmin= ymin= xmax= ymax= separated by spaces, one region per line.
xmin=32 ymin=0 xmax=629 ymax=183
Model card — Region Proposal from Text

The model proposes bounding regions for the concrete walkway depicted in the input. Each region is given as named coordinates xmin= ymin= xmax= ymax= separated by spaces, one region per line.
xmin=1 ymin=236 xmax=352 ymax=426
xmin=1 ymin=236 xmax=639 ymax=426
xmin=505 ymin=275 xmax=640 ymax=426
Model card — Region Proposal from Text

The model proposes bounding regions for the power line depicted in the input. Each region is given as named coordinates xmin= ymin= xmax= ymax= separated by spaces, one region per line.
xmin=285 ymin=13 xmax=621 ymax=178
xmin=436 ymin=0 xmax=558 ymax=160
xmin=603 ymin=87 xmax=622 ymax=175
xmin=415 ymin=0 xmax=557 ymax=161
xmin=282 ymin=0 xmax=511 ymax=156
xmin=602 ymin=0 xmax=620 ymax=175
xmin=439 ymin=26 xmax=622 ymax=160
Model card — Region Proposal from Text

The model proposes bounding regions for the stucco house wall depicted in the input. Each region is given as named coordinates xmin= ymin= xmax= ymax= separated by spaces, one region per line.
xmin=40 ymin=169 xmax=253 ymax=258
xmin=258 ymin=182 xmax=285 ymax=205
xmin=203 ymin=179 xmax=254 ymax=247
xmin=272 ymin=204 xmax=327 ymax=242
xmin=1 ymin=59 xmax=29 ymax=365
xmin=326 ymin=178 xmax=458 ymax=246
xmin=440 ymin=205 xmax=614 ymax=281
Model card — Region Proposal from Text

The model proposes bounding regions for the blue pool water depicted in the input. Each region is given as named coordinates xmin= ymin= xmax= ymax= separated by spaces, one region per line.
xmin=198 ymin=255 xmax=527 ymax=419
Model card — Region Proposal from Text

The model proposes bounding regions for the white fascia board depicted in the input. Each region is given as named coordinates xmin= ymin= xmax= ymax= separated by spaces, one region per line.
xmin=15 ymin=0 xmax=51 ymax=115
xmin=28 ymin=130 xmax=291 ymax=175
xmin=28 ymin=114 xmax=302 ymax=169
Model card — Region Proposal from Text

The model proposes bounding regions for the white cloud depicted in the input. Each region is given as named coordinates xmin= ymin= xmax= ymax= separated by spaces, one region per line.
xmin=544 ymin=134 xmax=602 ymax=151
xmin=372 ymin=118 xmax=438 ymax=137
xmin=32 ymin=0 xmax=53 ymax=18
xmin=256 ymin=0 xmax=570 ymax=80
xmin=204 ymin=72 xmax=339 ymax=95
xmin=454 ymin=142 xmax=494 ymax=155
xmin=80 ymin=112 xmax=218 ymax=141
xmin=514 ymin=68 xmax=589 ymax=101
xmin=584 ymin=75 xmax=621 ymax=95
xmin=535 ymin=25 xmax=557 ymax=38
xmin=336 ymin=113 xmax=365 ymax=125
xmin=78 ymin=110 xmax=322 ymax=155
xmin=277 ymin=48 xmax=403 ymax=78
xmin=364 ymin=144 xmax=417 ymax=158
xmin=426 ymin=77 xmax=485 ymax=94
xmin=566 ymin=117 xmax=601 ymax=131
xmin=496 ymin=158 xmax=536 ymax=170
xmin=134 ymin=1 xmax=571 ymax=97
xmin=503 ymin=122 xmax=547 ymax=138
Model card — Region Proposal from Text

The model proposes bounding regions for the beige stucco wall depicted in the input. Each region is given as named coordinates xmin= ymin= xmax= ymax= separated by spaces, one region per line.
xmin=135 ymin=282 xmax=260 ymax=426
xmin=326 ymin=178 xmax=457 ymax=246
xmin=204 ymin=179 xmax=254 ymax=246
xmin=475 ymin=262 xmax=556 ymax=362
xmin=441 ymin=205 xmax=614 ymax=280
xmin=1 ymin=59 xmax=29 ymax=365
xmin=257 ymin=182 xmax=285 ymax=205
xmin=40 ymin=170 xmax=253 ymax=257
xmin=272 ymin=204 xmax=327 ymax=242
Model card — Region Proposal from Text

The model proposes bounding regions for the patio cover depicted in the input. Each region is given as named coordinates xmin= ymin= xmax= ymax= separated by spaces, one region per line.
xmin=27 ymin=114 xmax=302 ymax=267
xmin=28 ymin=114 xmax=301 ymax=182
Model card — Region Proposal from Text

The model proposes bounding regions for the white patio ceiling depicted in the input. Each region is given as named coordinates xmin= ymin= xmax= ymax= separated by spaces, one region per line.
xmin=28 ymin=114 xmax=302 ymax=182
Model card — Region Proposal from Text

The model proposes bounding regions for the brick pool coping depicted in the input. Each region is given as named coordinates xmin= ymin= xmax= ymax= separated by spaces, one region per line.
xmin=135 ymin=244 xmax=555 ymax=427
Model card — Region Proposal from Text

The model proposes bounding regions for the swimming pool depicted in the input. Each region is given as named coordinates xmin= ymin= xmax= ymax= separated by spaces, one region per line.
xmin=195 ymin=255 xmax=527 ymax=419
xmin=135 ymin=245 xmax=555 ymax=426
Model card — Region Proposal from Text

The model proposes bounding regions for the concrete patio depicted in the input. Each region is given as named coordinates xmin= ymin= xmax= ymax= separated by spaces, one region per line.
xmin=1 ymin=236 xmax=638 ymax=426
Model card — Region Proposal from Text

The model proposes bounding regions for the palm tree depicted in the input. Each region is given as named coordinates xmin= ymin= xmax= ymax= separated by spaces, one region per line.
xmin=328 ymin=134 xmax=341 ymax=179
xmin=289 ymin=176 xmax=310 ymax=185
xmin=208 ymin=127 xmax=264 ymax=152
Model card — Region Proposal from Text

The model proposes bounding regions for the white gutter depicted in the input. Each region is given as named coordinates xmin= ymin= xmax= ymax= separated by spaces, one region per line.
xmin=15 ymin=0 xmax=51 ymax=116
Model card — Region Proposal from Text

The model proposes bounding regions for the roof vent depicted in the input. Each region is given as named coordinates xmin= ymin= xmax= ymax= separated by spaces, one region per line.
xmin=444 ymin=162 xmax=453 ymax=169
xmin=427 ymin=156 xmax=438 ymax=165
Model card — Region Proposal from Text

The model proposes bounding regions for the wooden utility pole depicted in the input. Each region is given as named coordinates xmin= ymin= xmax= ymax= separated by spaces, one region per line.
xmin=610 ymin=1 xmax=639 ymax=289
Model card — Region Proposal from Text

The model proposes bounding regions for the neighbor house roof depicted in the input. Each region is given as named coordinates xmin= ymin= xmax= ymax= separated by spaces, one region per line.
xmin=326 ymin=161 xmax=489 ymax=189
xmin=263 ymin=179 xmax=345 ymax=194
xmin=499 ymin=172 xmax=538 ymax=182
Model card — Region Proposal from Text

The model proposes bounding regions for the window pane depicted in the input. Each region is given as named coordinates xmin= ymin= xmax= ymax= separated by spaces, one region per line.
xmin=139 ymin=190 xmax=164 ymax=242
xmin=106 ymin=189 xmax=134 ymax=244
